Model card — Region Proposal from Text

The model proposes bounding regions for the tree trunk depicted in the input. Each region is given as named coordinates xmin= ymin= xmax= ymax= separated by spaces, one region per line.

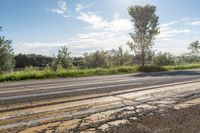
xmin=141 ymin=49 xmax=145 ymax=66
xmin=141 ymin=33 xmax=145 ymax=66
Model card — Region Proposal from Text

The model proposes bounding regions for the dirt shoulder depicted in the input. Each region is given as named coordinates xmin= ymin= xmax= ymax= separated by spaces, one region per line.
xmin=102 ymin=104 xmax=200 ymax=133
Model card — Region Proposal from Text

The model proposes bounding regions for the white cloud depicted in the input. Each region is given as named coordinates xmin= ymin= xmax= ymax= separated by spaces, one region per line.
xmin=48 ymin=0 xmax=72 ymax=18
xmin=154 ymin=39 xmax=193 ymax=55
xmin=51 ymin=9 xmax=64 ymax=15
xmin=13 ymin=41 xmax=95 ymax=56
xmin=77 ymin=12 xmax=132 ymax=31
xmin=154 ymin=18 xmax=199 ymax=55
xmin=75 ymin=3 xmax=94 ymax=12
xmin=13 ymin=42 xmax=64 ymax=56
xmin=158 ymin=29 xmax=191 ymax=40
xmin=160 ymin=21 xmax=178 ymax=28
xmin=157 ymin=21 xmax=191 ymax=41
xmin=77 ymin=12 xmax=108 ymax=29
xmin=191 ymin=20 xmax=200 ymax=26
xmin=51 ymin=0 xmax=66 ymax=15
xmin=14 ymin=29 xmax=131 ymax=57
xmin=180 ymin=17 xmax=200 ymax=26
xmin=107 ymin=19 xmax=132 ymax=32
xmin=74 ymin=11 xmax=132 ymax=53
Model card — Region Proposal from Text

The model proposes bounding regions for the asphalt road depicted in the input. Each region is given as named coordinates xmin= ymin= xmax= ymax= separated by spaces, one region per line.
xmin=0 ymin=70 xmax=200 ymax=133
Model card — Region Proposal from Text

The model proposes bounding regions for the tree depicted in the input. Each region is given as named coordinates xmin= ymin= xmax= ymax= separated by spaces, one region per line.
xmin=127 ymin=5 xmax=159 ymax=66
xmin=0 ymin=36 xmax=15 ymax=73
xmin=153 ymin=52 xmax=175 ymax=66
xmin=188 ymin=40 xmax=200 ymax=54
xmin=51 ymin=46 xmax=73 ymax=70
xmin=110 ymin=46 xmax=133 ymax=66
xmin=84 ymin=50 xmax=111 ymax=68
xmin=72 ymin=57 xmax=85 ymax=68
xmin=15 ymin=54 xmax=53 ymax=68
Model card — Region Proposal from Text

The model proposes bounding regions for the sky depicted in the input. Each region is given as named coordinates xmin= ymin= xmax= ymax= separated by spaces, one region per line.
xmin=0 ymin=0 xmax=200 ymax=56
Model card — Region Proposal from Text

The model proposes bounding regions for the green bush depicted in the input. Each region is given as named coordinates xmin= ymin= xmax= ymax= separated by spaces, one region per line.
xmin=0 ymin=36 xmax=15 ymax=73
xmin=153 ymin=52 xmax=175 ymax=66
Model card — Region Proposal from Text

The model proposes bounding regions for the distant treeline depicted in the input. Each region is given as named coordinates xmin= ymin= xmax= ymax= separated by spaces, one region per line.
xmin=13 ymin=46 xmax=134 ymax=69
xmin=14 ymin=46 xmax=200 ymax=69
xmin=14 ymin=54 xmax=86 ymax=68
xmin=14 ymin=54 xmax=53 ymax=68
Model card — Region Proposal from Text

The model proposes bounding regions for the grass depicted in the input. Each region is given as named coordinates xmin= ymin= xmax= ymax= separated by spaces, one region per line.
xmin=0 ymin=64 xmax=200 ymax=82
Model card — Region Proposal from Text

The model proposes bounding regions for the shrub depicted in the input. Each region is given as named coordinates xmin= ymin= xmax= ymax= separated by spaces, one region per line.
xmin=0 ymin=36 xmax=15 ymax=73
xmin=153 ymin=52 xmax=175 ymax=66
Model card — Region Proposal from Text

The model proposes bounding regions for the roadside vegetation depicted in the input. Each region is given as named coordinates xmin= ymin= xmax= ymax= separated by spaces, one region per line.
xmin=0 ymin=6 xmax=200 ymax=82
xmin=1 ymin=64 xmax=200 ymax=82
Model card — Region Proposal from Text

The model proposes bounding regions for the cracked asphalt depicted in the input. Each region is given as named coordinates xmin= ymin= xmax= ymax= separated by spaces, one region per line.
xmin=102 ymin=104 xmax=200 ymax=133
xmin=0 ymin=70 xmax=200 ymax=133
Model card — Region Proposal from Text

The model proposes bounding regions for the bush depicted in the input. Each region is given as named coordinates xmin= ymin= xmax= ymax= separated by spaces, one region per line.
xmin=0 ymin=36 xmax=15 ymax=73
xmin=175 ymin=54 xmax=200 ymax=65
xmin=51 ymin=46 xmax=73 ymax=70
xmin=84 ymin=50 xmax=111 ymax=68
xmin=153 ymin=52 xmax=175 ymax=66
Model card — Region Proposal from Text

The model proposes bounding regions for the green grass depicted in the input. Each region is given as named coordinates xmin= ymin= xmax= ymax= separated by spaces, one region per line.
xmin=0 ymin=64 xmax=200 ymax=82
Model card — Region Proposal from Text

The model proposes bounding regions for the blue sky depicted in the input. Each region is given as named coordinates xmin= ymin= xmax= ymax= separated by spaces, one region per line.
xmin=0 ymin=0 xmax=200 ymax=56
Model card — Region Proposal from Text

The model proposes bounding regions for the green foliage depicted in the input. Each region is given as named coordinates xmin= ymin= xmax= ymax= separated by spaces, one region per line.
xmin=84 ymin=50 xmax=111 ymax=68
xmin=1 ymin=64 xmax=200 ymax=82
xmin=175 ymin=54 xmax=200 ymax=65
xmin=0 ymin=36 xmax=15 ymax=73
xmin=51 ymin=46 xmax=73 ymax=70
xmin=163 ymin=64 xmax=200 ymax=70
xmin=0 ymin=66 xmax=136 ymax=82
xmin=82 ymin=47 xmax=134 ymax=68
xmin=72 ymin=57 xmax=85 ymax=68
xmin=15 ymin=54 xmax=53 ymax=68
xmin=188 ymin=40 xmax=200 ymax=54
xmin=153 ymin=52 xmax=175 ymax=66
xmin=110 ymin=46 xmax=133 ymax=66
xmin=127 ymin=4 xmax=160 ymax=66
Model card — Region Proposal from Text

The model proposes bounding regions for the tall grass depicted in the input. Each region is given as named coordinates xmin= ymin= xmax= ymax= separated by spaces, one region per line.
xmin=0 ymin=64 xmax=200 ymax=82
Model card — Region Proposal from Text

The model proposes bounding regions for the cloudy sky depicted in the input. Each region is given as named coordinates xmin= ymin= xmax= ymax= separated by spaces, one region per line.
xmin=0 ymin=0 xmax=200 ymax=56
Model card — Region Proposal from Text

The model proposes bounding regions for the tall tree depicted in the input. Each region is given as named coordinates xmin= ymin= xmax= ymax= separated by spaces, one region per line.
xmin=188 ymin=40 xmax=200 ymax=54
xmin=127 ymin=5 xmax=159 ymax=66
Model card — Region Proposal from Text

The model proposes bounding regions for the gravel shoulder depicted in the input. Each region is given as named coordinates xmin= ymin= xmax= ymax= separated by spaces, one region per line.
xmin=104 ymin=104 xmax=200 ymax=133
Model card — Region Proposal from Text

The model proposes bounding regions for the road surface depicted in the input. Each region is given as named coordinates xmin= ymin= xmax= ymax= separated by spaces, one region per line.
xmin=0 ymin=70 xmax=200 ymax=133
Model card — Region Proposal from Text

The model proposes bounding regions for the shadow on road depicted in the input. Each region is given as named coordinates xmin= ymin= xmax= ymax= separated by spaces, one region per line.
xmin=133 ymin=70 xmax=200 ymax=77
